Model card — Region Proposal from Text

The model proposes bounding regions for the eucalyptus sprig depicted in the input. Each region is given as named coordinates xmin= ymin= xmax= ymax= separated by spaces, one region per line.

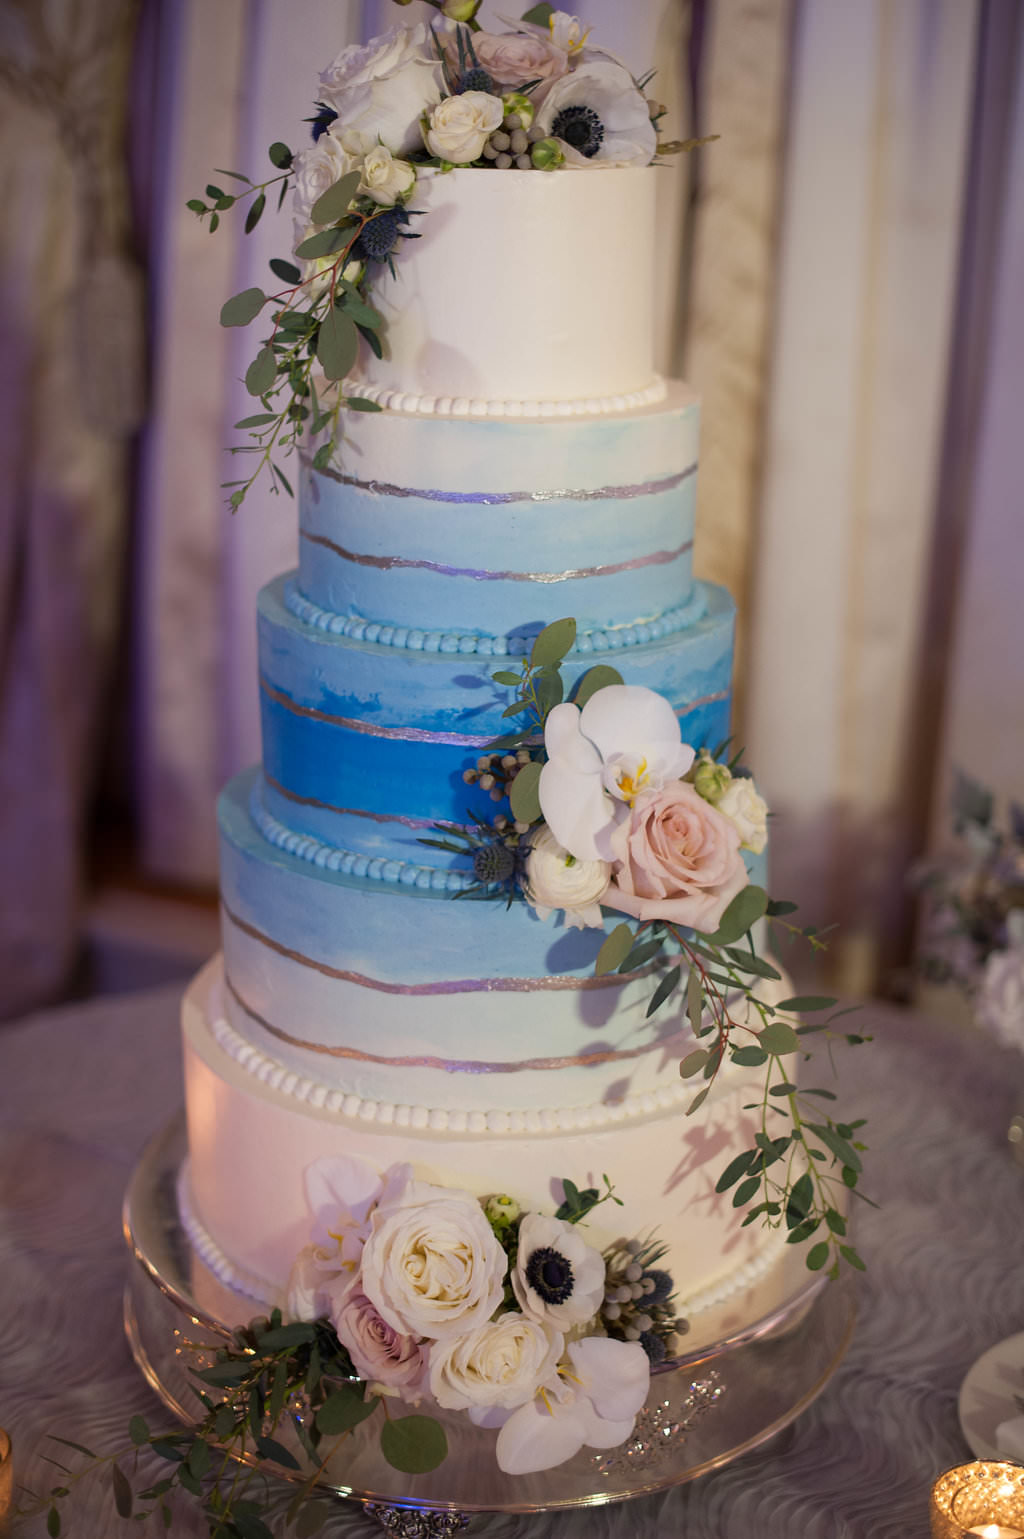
xmin=21 ymin=1309 xmax=446 ymax=1537
xmin=190 ymin=152 xmax=408 ymax=510
xmin=476 ymin=618 xmax=874 ymax=1278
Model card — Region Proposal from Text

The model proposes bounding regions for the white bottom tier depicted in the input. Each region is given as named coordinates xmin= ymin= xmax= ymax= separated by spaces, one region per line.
xmin=182 ymin=957 xmax=798 ymax=1320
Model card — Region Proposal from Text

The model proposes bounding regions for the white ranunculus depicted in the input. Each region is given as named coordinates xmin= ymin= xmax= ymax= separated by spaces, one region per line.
xmin=538 ymin=685 xmax=695 ymax=864
xmin=524 ymin=825 xmax=609 ymax=930
xmin=424 ymin=90 xmax=504 ymax=164
xmin=291 ymin=130 xmax=360 ymax=234
xmin=495 ymin=1336 xmax=650 ymax=1475
xmin=977 ymin=945 xmax=1024 ymax=1052
xmin=511 ymin=1212 xmax=606 ymax=1330
xmin=715 ymin=776 xmax=769 ymax=856
xmin=358 ymin=145 xmax=416 ymax=206
xmin=360 ymin=1169 xmax=507 ymax=1341
xmin=533 ymin=59 xmax=657 ymax=167
xmin=428 ymin=1314 xmax=563 ymax=1412
xmin=318 ymin=24 xmax=443 ymax=156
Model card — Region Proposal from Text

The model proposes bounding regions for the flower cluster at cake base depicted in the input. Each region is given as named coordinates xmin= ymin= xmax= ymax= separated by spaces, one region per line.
xmin=283 ymin=1155 xmax=681 ymax=1476
xmin=190 ymin=6 xmax=716 ymax=509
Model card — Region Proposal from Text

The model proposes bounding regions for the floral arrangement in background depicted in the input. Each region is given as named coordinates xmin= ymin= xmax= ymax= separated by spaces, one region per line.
xmin=188 ymin=2 xmax=714 ymax=508
xmin=426 ymin=619 xmax=872 ymax=1281
xmin=914 ymin=770 xmax=1024 ymax=1053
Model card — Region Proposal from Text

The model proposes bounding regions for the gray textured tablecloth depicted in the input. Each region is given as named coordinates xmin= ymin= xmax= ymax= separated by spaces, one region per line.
xmin=1 ymin=983 xmax=1022 ymax=1537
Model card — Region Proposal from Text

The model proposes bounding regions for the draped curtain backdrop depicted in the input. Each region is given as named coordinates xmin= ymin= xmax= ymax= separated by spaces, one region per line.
xmin=7 ymin=0 xmax=1012 ymax=1011
xmin=0 ymin=0 xmax=141 ymax=1018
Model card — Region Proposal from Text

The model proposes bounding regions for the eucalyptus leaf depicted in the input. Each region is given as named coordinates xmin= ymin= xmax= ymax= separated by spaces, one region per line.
xmin=529 ymin=617 xmax=576 ymax=668
xmin=758 ymin=1020 xmax=802 ymax=1055
xmin=723 ymin=947 xmax=781 ymax=981
xmin=731 ymin=1046 xmax=768 ymax=1067
xmin=806 ymin=1241 xmax=831 ymax=1271
xmin=785 ymin=1171 xmax=814 ymax=1226
xmin=255 ymin=1436 xmax=301 ymax=1472
xmin=595 ymin=923 xmax=633 ymax=976
xmin=244 ymin=191 xmax=266 ymax=234
xmin=220 ymin=287 xmax=266 ymax=327
xmin=186 ymin=1439 xmax=210 ymax=1479
xmin=379 ymin=1415 xmax=448 ymax=1475
xmin=806 ymin=1122 xmax=862 ymax=1172
xmin=732 ymin=1175 xmax=761 ymax=1208
xmin=234 ymin=412 xmax=277 ymax=429
xmin=776 ymin=995 xmax=838 ymax=1012
xmin=509 ymin=760 xmax=542 ymax=824
xmin=687 ymin=1086 xmax=709 ymax=1115
xmin=233 ymin=1515 xmax=276 ymax=1539
xmin=269 ymin=141 xmax=293 ymax=169
xmin=492 ymin=670 xmax=522 ymax=687
xmin=340 ymin=294 xmax=384 ymax=331
xmin=294 ymin=226 xmax=351 ymax=261
xmin=701 ymin=885 xmax=769 ymax=945
xmin=679 ymin=1048 xmax=708 ymax=1078
xmin=618 ymin=938 xmax=665 ymax=972
xmin=245 ymin=346 xmax=277 ymax=397
xmin=315 ymin=1384 xmax=377 ymax=1435
xmin=839 ymin=1244 xmax=866 ymax=1271
xmin=766 ymin=898 xmax=798 ymax=915
xmin=311 ymin=169 xmax=361 ymax=226
xmin=572 ymin=664 xmax=624 ymax=708
xmin=533 ymin=666 xmax=564 ymax=717
xmin=47 ymin=1509 xmax=60 ymax=1537
xmin=270 ymin=257 xmax=302 ymax=285
xmin=129 ymin=1416 xmax=149 ymax=1446
xmin=111 ymin=1463 xmax=132 ymax=1519
xmin=646 ymin=964 xmax=681 ymax=1018
xmin=715 ymin=1149 xmax=755 ymax=1194
xmin=521 ymin=2 xmax=555 ymax=22
xmin=317 ymin=307 xmax=359 ymax=381
xmin=346 ymin=395 xmax=384 ymax=412
xmin=686 ymin=966 xmax=704 ymax=1034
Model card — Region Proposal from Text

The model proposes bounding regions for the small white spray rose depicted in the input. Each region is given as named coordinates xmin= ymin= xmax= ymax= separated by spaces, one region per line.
xmin=715 ymin=777 xmax=769 ymax=855
xmin=424 ymin=91 xmax=505 ymax=164
xmin=524 ymin=825 xmax=609 ymax=930
xmin=358 ymin=145 xmax=416 ymax=206
xmin=428 ymin=1313 xmax=563 ymax=1412
xmin=291 ymin=130 xmax=359 ymax=233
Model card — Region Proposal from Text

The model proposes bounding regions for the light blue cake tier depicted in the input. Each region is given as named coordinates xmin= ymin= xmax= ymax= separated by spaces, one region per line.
xmin=218 ymin=766 xmax=766 ymax=1114
xmin=257 ymin=573 xmax=736 ymax=863
xmin=297 ymin=385 xmax=700 ymax=636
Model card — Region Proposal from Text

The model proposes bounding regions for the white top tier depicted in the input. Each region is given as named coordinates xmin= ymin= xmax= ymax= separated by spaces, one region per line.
xmin=352 ymin=166 xmax=660 ymax=412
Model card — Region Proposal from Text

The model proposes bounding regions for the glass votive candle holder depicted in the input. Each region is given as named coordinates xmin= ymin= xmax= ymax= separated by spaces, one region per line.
xmin=0 ymin=1428 xmax=11 ymax=1538
xmin=930 ymin=1462 xmax=1024 ymax=1539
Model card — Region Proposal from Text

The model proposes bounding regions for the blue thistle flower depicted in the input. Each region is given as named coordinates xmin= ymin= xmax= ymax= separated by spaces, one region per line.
xmin=306 ymin=102 xmax=338 ymax=143
xmin=352 ymin=207 xmax=411 ymax=264
xmin=472 ymin=842 xmax=517 ymax=885
xmin=456 ymin=67 xmax=495 ymax=94
xmin=644 ymin=1268 xmax=674 ymax=1306
xmin=639 ymin=1330 xmax=668 ymax=1366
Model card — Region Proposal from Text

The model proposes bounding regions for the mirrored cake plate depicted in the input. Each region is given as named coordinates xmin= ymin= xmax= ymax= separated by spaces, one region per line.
xmin=123 ymin=1113 xmax=856 ymax=1519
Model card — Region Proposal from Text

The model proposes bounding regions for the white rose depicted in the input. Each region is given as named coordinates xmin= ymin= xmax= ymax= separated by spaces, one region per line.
xmin=428 ymin=1314 xmax=563 ymax=1412
xmin=424 ymin=91 xmax=504 ymax=164
xmin=512 ymin=1212 xmax=607 ymax=1330
xmin=358 ymin=145 xmax=416 ymax=207
xmin=715 ymin=777 xmax=769 ymax=855
xmin=291 ymin=130 xmax=359 ymax=233
xmin=319 ymin=24 xmax=443 ymax=156
xmin=524 ymin=825 xmax=609 ymax=930
xmin=360 ymin=1171 xmax=507 ymax=1341
xmin=977 ymin=946 xmax=1024 ymax=1052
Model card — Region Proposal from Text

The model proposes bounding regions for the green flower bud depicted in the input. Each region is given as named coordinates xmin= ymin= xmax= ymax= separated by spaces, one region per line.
xmin=530 ymin=137 xmax=565 ymax=172
xmin=691 ymin=749 xmax=732 ymax=805
xmin=485 ymin=1193 xmax=520 ymax=1224
xmin=442 ymin=0 xmax=481 ymax=20
xmin=503 ymin=92 xmax=535 ymax=130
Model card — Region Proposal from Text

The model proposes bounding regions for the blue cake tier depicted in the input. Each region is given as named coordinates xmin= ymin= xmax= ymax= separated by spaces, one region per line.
xmin=257 ymin=573 xmax=736 ymax=863
xmin=218 ymin=767 xmax=766 ymax=1115
xmin=297 ymin=383 xmax=700 ymax=637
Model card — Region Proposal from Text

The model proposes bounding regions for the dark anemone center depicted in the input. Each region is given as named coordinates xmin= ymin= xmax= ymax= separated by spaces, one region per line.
xmin=525 ymin=1246 xmax=575 ymax=1304
xmin=551 ymin=104 xmax=605 ymax=157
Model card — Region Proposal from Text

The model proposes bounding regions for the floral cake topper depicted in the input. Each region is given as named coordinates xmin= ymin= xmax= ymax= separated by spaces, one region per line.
xmin=191 ymin=2 xmax=715 ymax=508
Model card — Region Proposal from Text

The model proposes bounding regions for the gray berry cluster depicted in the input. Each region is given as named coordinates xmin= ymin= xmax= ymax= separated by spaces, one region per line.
xmin=482 ymin=112 xmax=544 ymax=170
xmin=463 ymin=749 xmax=534 ymax=820
xmin=600 ymin=1239 xmax=687 ymax=1365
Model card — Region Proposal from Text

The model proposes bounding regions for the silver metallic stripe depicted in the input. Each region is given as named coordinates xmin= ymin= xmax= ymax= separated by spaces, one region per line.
xmin=261 ymin=675 xmax=727 ymax=739
xmin=225 ymin=973 xmax=677 ymax=1072
xmin=263 ymin=771 xmax=447 ymax=830
xmin=259 ymin=676 xmax=498 ymax=746
xmin=222 ymin=902 xmax=652 ymax=998
xmin=301 ymin=528 xmax=693 ymax=583
xmin=318 ymin=462 xmax=696 ymax=506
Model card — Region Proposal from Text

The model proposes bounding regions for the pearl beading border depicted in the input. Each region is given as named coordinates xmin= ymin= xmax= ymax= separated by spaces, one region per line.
xmin=343 ymin=375 xmax=668 ymax=420
xmin=176 ymin=1162 xmax=277 ymax=1303
xmin=282 ymin=579 xmax=708 ymax=657
xmin=211 ymin=1005 xmax=707 ymax=1135
xmin=249 ymin=781 xmax=475 ymax=892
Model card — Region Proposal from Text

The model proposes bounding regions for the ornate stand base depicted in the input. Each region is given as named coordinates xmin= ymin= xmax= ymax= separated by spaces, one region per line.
xmin=123 ymin=1115 xmax=856 ymax=1516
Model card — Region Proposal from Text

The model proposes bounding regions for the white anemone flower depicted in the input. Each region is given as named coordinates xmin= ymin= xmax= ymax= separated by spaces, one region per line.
xmin=492 ymin=1336 xmax=651 ymax=1475
xmin=538 ymin=685 xmax=695 ymax=863
xmin=511 ymin=1212 xmax=607 ymax=1329
xmin=533 ymin=59 xmax=657 ymax=167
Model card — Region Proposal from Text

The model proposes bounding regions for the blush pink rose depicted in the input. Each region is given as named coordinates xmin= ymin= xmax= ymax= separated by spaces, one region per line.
xmin=604 ymin=781 xmax=748 ymax=931
xmin=469 ymin=32 xmax=569 ymax=88
xmin=331 ymin=1283 xmax=427 ymax=1399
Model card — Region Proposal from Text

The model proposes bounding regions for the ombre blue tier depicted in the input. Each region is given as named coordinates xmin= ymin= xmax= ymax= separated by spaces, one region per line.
xmin=218 ymin=766 xmax=768 ymax=1113
xmin=298 ymin=388 xmax=700 ymax=636
xmin=257 ymin=574 xmax=735 ymax=863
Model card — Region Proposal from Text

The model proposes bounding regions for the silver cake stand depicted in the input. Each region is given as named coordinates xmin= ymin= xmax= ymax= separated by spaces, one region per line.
xmin=123 ymin=1115 xmax=856 ymax=1530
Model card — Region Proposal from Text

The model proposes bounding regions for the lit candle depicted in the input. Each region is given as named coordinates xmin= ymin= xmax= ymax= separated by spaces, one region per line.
xmin=963 ymin=1528 xmax=1024 ymax=1539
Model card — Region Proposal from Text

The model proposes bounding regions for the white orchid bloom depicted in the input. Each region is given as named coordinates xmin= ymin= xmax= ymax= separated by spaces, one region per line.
xmin=494 ymin=1336 xmax=650 ymax=1475
xmin=538 ymin=685 xmax=695 ymax=863
xmin=306 ymin=1153 xmax=393 ymax=1272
